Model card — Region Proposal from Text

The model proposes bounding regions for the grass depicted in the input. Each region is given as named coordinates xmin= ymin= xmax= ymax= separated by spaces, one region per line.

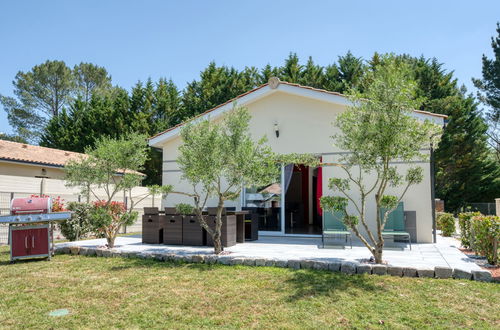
xmin=0 ymin=247 xmax=499 ymax=329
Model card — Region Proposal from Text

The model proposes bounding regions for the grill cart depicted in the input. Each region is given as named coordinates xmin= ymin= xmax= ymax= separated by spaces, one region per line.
xmin=0 ymin=197 xmax=71 ymax=262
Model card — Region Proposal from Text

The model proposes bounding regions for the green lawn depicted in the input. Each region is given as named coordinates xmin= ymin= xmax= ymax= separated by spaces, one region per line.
xmin=0 ymin=248 xmax=498 ymax=329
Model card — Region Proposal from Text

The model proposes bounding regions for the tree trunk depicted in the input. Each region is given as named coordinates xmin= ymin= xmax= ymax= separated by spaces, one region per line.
xmin=107 ymin=233 xmax=116 ymax=248
xmin=212 ymin=200 xmax=225 ymax=254
xmin=213 ymin=234 xmax=223 ymax=254
xmin=372 ymin=244 xmax=384 ymax=264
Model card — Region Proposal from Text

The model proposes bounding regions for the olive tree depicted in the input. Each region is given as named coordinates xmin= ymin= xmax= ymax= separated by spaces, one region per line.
xmin=320 ymin=56 xmax=441 ymax=264
xmin=177 ymin=106 xmax=281 ymax=254
xmin=65 ymin=134 xmax=171 ymax=247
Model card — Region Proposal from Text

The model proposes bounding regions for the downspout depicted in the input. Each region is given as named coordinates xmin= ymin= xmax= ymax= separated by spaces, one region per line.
xmin=430 ymin=143 xmax=436 ymax=243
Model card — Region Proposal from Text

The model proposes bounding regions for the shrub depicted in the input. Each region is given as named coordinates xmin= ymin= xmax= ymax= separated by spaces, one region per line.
xmin=175 ymin=203 xmax=194 ymax=215
xmin=471 ymin=215 xmax=499 ymax=265
xmin=437 ymin=212 xmax=455 ymax=237
xmin=90 ymin=201 xmax=137 ymax=248
xmin=458 ymin=212 xmax=481 ymax=248
xmin=30 ymin=194 xmax=66 ymax=212
xmin=59 ymin=202 xmax=93 ymax=241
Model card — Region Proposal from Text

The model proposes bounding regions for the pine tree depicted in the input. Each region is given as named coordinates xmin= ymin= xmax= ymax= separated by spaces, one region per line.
xmin=396 ymin=55 xmax=500 ymax=211
xmin=181 ymin=62 xmax=259 ymax=118
xmin=473 ymin=22 xmax=500 ymax=158
xmin=325 ymin=51 xmax=366 ymax=93
xmin=300 ymin=57 xmax=325 ymax=88
xmin=278 ymin=53 xmax=303 ymax=83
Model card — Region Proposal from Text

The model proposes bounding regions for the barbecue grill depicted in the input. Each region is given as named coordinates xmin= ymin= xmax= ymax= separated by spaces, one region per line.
xmin=0 ymin=197 xmax=71 ymax=262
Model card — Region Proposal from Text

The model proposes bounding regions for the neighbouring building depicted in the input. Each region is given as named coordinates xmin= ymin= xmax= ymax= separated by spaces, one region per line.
xmin=0 ymin=140 xmax=157 ymax=231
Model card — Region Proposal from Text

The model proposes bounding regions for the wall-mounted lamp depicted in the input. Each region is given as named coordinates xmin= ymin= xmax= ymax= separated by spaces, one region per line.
xmin=274 ymin=123 xmax=279 ymax=138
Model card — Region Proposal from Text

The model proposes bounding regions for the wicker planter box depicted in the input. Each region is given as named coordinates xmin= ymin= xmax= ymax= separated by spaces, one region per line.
xmin=143 ymin=207 xmax=159 ymax=215
xmin=142 ymin=214 xmax=164 ymax=244
xmin=182 ymin=215 xmax=204 ymax=246
xmin=163 ymin=214 xmax=183 ymax=245
xmin=164 ymin=207 xmax=177 ymax=215
xmin=206 ymin=214 xmax=237 ymax=247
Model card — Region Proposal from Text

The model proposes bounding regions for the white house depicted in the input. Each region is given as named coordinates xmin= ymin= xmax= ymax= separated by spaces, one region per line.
xmin=149 ymin=78 xmax=447 ymax=243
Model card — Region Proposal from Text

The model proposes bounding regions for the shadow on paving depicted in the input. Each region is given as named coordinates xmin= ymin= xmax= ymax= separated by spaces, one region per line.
xmin=284 ymin=269 xmax=383 ymax=301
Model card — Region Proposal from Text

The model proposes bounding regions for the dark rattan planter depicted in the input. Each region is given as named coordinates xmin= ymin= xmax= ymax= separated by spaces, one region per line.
xmin=163 ymin=214 xmax=183 ymax=245
xmin=142 ymin=214 xmax=164 ymax=244
xmin=182 ymin=215 xmax=204 ymax=246
xmin=206 ymin=214 xmax=237 ymax=247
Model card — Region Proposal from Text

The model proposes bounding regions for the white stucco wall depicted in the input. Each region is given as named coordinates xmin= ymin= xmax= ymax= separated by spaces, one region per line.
xmin=157 ymin=90 xmax=435 ymax=242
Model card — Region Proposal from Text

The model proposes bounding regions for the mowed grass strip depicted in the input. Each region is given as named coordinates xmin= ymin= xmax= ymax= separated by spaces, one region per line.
xmin=0 ymin=247 xmax=498 ymax=329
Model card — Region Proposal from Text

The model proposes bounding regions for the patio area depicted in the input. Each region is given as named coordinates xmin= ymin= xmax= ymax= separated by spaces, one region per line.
xmin=57 ymin=234 xmax=481 ymax=272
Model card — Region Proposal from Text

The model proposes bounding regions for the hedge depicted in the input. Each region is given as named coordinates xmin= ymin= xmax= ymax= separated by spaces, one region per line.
xmin=458 ymin=212 xmax=481 ymax=249
xmin=471 ymin=215 xmax=499 ymax=265
xmin=437 ymin=212 xmax=455 ymax=237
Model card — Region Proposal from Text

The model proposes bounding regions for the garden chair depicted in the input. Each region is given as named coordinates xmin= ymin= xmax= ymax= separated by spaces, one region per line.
xmin=380 ymin=202 xmax=412 ymax=250
xmin=322 ymin=210 xmax=352 ymax=249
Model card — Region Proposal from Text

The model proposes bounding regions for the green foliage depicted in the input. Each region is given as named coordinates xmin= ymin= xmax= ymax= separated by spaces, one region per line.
xmin=380 ymin=195 xmax=399 ymax=211
xmin=274 ymin=153 xmax=320 ymax=167
xmin=0 ymin=133 xmax=27 ymax=143
xmin=0 ymin=60 xmax=74 ymax=140
xmin=0 ymin=60 xmax=113 ymax=142
xmin=436 ymin=213 xmax=456 ymax=237
xmin=328 ymin=178 xmax=350 ymax=191
xmin=320 ymin=196 xmax=348 ymax=212
xmin=470 ymin=215 xmax=500 ymax=265
xmin=458 ymin=212 xmax=481 ymax=248
xmin=324 ymin=51 xmax=366 ymax=92
xmin=90 ymin=201 xmax=137 ymax=247
xmin=40 ymin=89 xmax=132 ymax=152
xmin=65 ymin=134 xmax=148 ymax=199
xmin=473 ymin=22 xmax=500 ymax=159
xmin=41 ymin=79 xmax=181 ymax=185
xmin=433 ymin=94 xmax=500 ymax=211
xmin=59 ymin=202 xmax=94 ymax=241
xmin=73 ymin=62 xmax=112 ymax=103
xmin=175 ymin=203 xmax=194 ymax=215
xmin=181 ymin=63 xmax=259 ymax=119
xmin=147 ymin=184 xmax=173 ymax=197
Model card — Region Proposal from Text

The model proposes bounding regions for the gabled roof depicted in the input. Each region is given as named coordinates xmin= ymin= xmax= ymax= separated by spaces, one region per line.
xmin=149 ymin=79 xmax=447 ymax=147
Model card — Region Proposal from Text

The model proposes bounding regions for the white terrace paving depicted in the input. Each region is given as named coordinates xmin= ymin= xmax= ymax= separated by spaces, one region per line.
xmin=58 ymin=234 xmax=481 ymax=272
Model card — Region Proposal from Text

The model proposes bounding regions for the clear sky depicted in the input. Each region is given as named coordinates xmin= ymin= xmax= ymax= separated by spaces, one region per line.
xmin=1 ymin=0 xmax=499 ymax=135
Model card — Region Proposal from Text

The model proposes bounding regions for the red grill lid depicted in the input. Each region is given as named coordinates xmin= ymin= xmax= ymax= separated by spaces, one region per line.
xmin=10 ymin=197 xmax=52 ymax=215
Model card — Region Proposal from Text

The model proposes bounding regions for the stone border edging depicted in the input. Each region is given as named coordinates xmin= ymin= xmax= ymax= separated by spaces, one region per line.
xmin=55 ymin=245 xmax=493 ymax=282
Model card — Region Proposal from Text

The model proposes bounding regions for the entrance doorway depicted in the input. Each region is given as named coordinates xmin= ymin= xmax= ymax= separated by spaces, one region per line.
xmin=284 ymin=165 xmax=322 ymax=235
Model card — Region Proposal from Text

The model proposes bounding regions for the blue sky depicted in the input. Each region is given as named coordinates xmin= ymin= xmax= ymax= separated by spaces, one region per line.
xmin=1 ymin=0 xmax=499 ymax=135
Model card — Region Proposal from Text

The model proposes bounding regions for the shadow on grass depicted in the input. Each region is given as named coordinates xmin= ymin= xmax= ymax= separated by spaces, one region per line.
xmin=107 ymin=257 xmax=220 ymax=272
xmin=284 ymin=269 xmax=383 ymax=301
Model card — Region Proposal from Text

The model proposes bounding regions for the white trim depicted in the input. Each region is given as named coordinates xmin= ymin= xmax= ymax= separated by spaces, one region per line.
xmin=278 ymin=84 xmax=351 ymax=106
xmin=149 ymin=82 xmax=446 ymax=147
